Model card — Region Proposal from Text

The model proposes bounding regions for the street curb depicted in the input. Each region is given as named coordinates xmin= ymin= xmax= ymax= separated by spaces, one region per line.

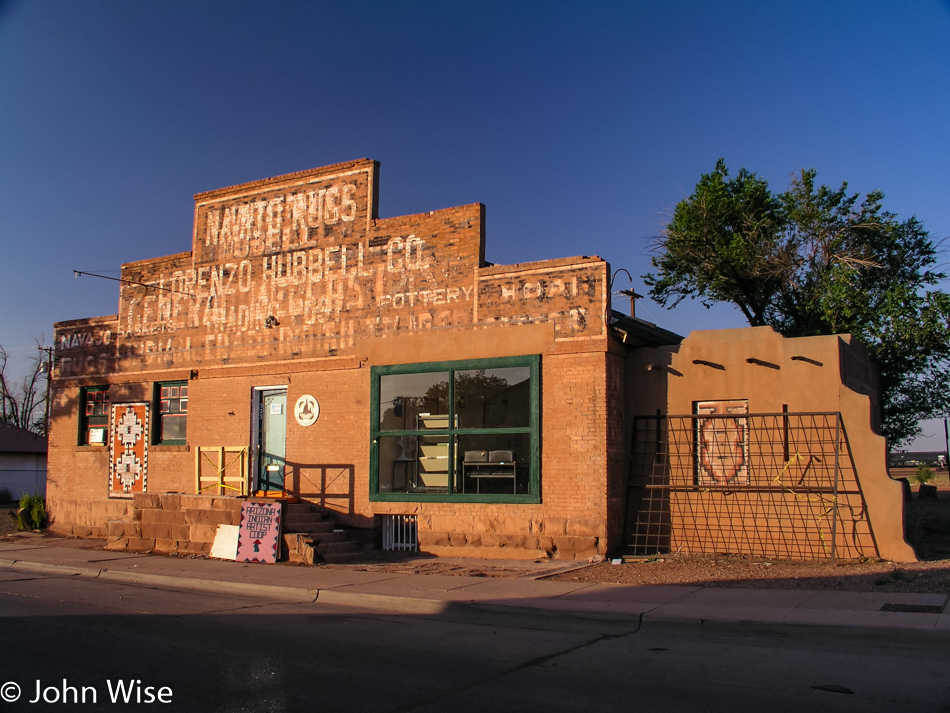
xmin=1 ymin=559 xmax=320 ymax=602
xmin=1 ymin=557 xmax=645 ymax=628
xmin=4 ymin=557 xmax=950 ymax=646
xmin=313 ymin=589 xmax=647 ymax=631
xmin=315 ymin=589 xmax=452 ymax=615
xmin=96 ymin=570 xmax=320 ymax=602
xmin=0 ymin=559 xmax=91 ymax=577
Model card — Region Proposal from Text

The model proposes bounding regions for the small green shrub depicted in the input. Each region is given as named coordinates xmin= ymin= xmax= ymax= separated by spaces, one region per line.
xmin=0 ymin=488 xmax=13 ymax=505
xmin=12 ymin=493 xmax=47 ymax=531
xmin=914 ymin=465 xmax=934 ymax=485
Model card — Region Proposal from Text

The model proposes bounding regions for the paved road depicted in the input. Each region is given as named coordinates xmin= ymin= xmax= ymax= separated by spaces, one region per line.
xmin=1 ymin=569 xmax=948 ymax=712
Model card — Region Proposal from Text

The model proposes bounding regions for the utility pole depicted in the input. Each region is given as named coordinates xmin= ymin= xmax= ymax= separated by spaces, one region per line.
xmin=37 ymin=345 xmax=53 ymax=437
xmin=944 ymin=417 xmax=949 ymax=470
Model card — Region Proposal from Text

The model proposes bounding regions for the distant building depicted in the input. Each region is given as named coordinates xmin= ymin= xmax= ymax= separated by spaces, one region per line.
xmin=888 ymin=451 xmax=948 ymax=469
xmin=0 ymin=422 xmax=47 ymax=499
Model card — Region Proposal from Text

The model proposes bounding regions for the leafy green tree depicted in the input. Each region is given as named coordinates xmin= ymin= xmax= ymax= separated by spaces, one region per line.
xmin=646 ymin=160 xmax=950 ymax=446
xmin=423 ymin=370 xmax=511 ymax=413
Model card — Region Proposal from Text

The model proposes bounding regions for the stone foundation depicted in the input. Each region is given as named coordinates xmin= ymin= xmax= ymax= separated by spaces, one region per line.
xmin=103 ymin=492 xmax=243 ymax=555
xmin=416 ymin=529 xmax=605 ymax=560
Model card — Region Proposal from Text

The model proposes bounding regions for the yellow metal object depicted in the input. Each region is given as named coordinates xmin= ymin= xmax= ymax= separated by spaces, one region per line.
xmin=195 ymin=446 xmax=249 ymax=496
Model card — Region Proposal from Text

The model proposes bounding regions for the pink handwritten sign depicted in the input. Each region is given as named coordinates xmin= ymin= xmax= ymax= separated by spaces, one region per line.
xmin=236 ymin=502 xmax=282 ymax=563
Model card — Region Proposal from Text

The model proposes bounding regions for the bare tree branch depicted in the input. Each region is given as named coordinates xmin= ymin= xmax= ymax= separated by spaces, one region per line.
xmin=0 ymin=340 xmax=49 ymax=434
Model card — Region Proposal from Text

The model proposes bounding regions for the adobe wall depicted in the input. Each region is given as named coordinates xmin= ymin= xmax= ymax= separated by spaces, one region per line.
xmin=47 ymin=159 xmax=616 ymax=560
xmin=628 ymin=327 xmax=914 ymax=562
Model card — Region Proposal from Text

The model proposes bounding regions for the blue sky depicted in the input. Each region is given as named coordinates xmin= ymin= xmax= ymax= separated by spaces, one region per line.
xmin=1 ymin=0 xmax=949 ymax=445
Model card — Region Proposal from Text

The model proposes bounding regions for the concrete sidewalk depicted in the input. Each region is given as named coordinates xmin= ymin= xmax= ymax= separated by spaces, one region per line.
xmin=1 ymin=536 xmax=948 ymax=643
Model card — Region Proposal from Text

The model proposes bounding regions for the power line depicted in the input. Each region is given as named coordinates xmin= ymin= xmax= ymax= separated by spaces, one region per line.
xmin=73 ymin=270 xmax=194 ymax=297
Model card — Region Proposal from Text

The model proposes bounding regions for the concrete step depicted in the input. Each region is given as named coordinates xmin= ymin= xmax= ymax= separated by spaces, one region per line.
xmin=284 ymin=502 xmax=326 ymax=517
xmin=281 ymin=533 xmax=360 ymax=564
xmin=278 ymin=502 xmax=362 ymax=563
xmin=283 ymin=514 xmax=335 ymax=533
xmin=307 ymin=530 xmax=346 ymax=544
xmin=320 ymin=548 xmax=362 ymax=563
xmin=317 ymin=540 xmax=360 ymax=557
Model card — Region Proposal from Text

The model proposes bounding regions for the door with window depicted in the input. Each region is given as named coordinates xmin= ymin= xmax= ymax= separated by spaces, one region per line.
xmin=255 ymin=388 xmax=287 ymax=492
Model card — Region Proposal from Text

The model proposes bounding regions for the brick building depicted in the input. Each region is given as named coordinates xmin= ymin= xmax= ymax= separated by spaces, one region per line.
xmin=47 ymin=159 xmax=681 ymax=560
xmin=46 ymin=159 xmax=913 ymax=563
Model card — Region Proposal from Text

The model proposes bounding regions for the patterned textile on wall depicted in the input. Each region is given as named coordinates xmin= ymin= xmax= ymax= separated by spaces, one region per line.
xmin=109 ymin=403 xmax=149 ymax=498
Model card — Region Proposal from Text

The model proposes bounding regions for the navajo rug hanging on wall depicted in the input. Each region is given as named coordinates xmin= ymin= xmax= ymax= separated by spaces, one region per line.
xmin=109 ymin=402 xmax=149 ymax=498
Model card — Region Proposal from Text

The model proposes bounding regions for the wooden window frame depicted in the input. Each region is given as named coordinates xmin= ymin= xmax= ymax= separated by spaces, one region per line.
xmin=154 ymin=381 xmax=188 ymax=446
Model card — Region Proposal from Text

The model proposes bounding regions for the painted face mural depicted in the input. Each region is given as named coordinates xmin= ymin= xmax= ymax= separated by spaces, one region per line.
xmin=695 ymin=400 xmax=749 ymax=486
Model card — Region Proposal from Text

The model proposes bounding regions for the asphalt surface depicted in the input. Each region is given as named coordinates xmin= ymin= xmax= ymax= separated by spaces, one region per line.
xmin=5 ymin=566 xmax=948 ymax=713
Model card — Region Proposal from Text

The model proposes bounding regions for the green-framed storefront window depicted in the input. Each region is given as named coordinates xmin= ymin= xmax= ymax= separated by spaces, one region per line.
xmin=370 ymin=355 xmax=540 ymax=503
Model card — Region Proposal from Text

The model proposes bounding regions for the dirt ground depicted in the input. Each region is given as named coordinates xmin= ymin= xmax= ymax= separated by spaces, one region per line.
xmin=0 ymin=507 xmax=20 ymax=536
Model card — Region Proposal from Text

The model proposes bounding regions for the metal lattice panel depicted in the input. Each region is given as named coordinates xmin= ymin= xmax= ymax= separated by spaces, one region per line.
xmin=624 ymin=413 xmax=877 ymax=561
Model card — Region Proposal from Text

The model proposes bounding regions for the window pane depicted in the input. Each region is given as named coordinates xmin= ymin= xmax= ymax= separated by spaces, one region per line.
xmin=372 ymin=358 xmax=537 ymax=502
xmin=377 ymin=436 xmax=417 ymax=494
xmin=81 ymin=387 xmax=110 ymax=445
xmin=161 ymin=414 xmax=186 ymax=441
xmin=455 ymin=366 xmax=530 ymax=428
xmin=379 ymin=371 xmax=449 ymax=430
xmin=456 ymin=433 xmax=529 ymax=495
xmin=180 ymin=385 xmax=188 ymax=398
xmin=179 ymin=398 xmax=188 ymax=414
xmin=377 ymin=434 xmax=450 ymax=493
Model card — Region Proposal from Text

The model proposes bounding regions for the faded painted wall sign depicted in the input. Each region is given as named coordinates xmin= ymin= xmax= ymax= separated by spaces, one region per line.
xmin=109 ymin=403 xmax=149 ymax=498
xmin=477 ymin=263 xmax=604 ymax=340
xmin=193 ymin=164 xmax=375 ymax=265
xmin=236 ymin=502 xmax=282 ymax=563
xmin=120 ymin=232 xmax=476 ymax=342
xmin=55 ymin=320 xmax=117 ymax=378
xmin=56 ymin=161 xmax=609 ymax=376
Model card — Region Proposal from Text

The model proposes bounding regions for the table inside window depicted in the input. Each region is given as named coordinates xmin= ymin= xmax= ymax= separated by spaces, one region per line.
xmin=462 ymin=461 xmax=518 ymax=494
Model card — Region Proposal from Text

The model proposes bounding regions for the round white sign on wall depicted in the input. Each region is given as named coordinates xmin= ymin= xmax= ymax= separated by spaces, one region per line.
xmin=294 ymin=394 xmax=320 ymax=427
